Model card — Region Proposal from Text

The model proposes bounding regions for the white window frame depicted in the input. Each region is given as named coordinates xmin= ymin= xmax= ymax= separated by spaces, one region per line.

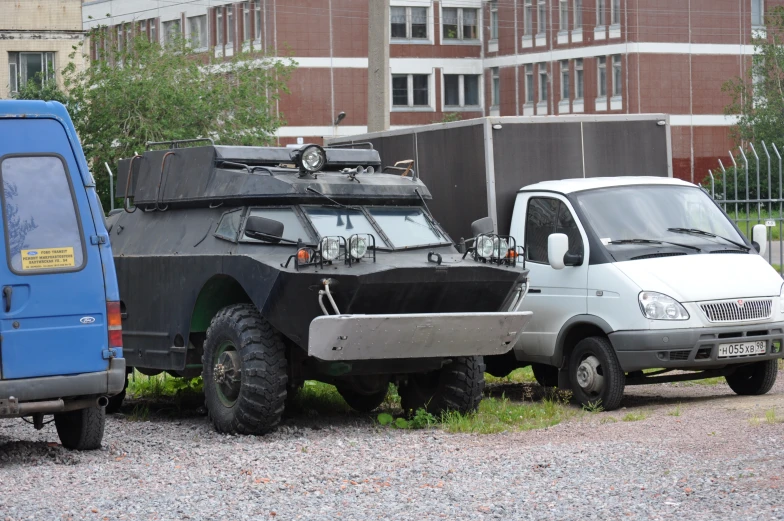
xmin=217 ymin=9 xmax=224 ymax=45
xmin=538 ymin=64 xmax=548 ymax=103
xmin=574 ymin=0 xmax=583 ymax=28
xmin=8 ymin=61 xmax=18 ymax=93
xmin=537 ymin=0 xmax=546 ymax=35
xmin=391 ymin=73 xmax=433 ymax=110
xmin=163 ymin=19 xmax=181 ymax=46
xmin=441 ymin=6 xmax=480 ymax=42
xmin=187 ymin=15 xmax=208 ymax=51
xmin=490 ymin=1 xmax=499 ymax=40
xmin=117 ymin=24 xmax=124 ymax=53
xmin=610 ymin=0 xmax=620 ymax=26
xmin=597 ymin=0 xmax=606 ymax=26
xmin=612 ymin=54 xmax=622 ymax=97
xmin=525 ymin=64 xmax=535 ymax=105
xmin=575 ymin=58 xmax=584 ymax=99
xmin=443 ymin=73 xmax=482 ymax=109
xmin=491 ymin=67 xmax=500 ymax=107
xmin=559 ymin=0 xmax=569 ymax=32
xmin=560 ymin=60 xmax=570 ymax=99
xmin=150 ymin=19 xmax=158 ymax=43
xmin=8 ymin=51 xmax=56 ymax=92
xmin=242 ymin=2 xmax=251 ymax=42
xmin=752 ymin=0 xmax=764 ymax=27
xmin=391 ymin=5 xmax=432 ymax=43
xmin=523 ymin=0 xmax=533 ymax=36
xmin=597 ymin=56 xmax=607 ymax=98
xmin=253 ymin=0 xmax=263 ymax=42
xmin=227 ymin=5 xmax=235 ymax=45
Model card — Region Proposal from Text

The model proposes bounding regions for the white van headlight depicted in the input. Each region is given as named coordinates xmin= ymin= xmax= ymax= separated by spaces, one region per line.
xmin=639 ymin=292 xmax=689 ymax=320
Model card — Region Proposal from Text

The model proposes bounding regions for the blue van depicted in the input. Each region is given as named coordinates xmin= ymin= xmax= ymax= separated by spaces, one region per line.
xmin=0 ymin=101 xmax=125 ymax=450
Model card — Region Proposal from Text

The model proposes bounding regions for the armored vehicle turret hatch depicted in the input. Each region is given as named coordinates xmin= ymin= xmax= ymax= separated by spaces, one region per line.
xmin=108 ymin=140 xmax=531 ymax=434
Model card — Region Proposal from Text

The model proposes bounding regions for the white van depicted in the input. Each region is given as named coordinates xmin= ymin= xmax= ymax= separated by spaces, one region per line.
xmin=490 ymin=176 xmax=783 ymax=410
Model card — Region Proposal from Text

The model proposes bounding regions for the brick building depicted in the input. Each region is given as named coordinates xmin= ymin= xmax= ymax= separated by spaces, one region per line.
xmin=80 ymin=0 xmax=776 ymax=182
xmin=1 ymin=0 xmax=86 ymax=98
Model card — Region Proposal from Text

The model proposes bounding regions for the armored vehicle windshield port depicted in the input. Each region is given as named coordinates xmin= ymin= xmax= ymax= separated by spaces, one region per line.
xmin=108 ymin=140 xmax=531 ymax=434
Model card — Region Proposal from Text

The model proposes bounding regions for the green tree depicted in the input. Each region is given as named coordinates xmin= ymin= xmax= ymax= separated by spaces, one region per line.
xmin=62 ymin=28 xmax=296 ymax=207
xmin=724 ymin=6 xmax=784 ymax=146
xmin=13 ymin=75 xmax=69 ymax=105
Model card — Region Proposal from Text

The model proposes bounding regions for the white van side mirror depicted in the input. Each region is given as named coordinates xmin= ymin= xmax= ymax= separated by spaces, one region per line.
xmin=752 ymin=224 xmax=767 ymax=256
xmin=548 ymin=233 xmax=569 ymax=270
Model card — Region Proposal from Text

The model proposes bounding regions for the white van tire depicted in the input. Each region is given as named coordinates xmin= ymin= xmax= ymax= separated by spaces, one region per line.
xmin=54 ymin=406 xmax=105 ymax=450
xmin=726 ymin=359 xmax=778 ymax=395
xmin=569 ymin=337 xmax=625 ymax=411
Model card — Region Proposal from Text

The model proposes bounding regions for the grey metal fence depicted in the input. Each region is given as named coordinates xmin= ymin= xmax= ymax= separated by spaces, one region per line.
xmin=707 ymin=142 xmax=784 ymax=276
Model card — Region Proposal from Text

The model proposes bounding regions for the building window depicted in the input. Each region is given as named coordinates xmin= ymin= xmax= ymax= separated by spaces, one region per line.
xmin=611 ymin=0 xmax=620 ymax=25
xmin=140 ymin=20 xmax=147 ymax=39
xmin=524 ymin=1 xmax=533 ymax=35
xmin=752 ymin=0 xmax=764 ymax=26
xmin=150 ymin=19 xmax=158 ymax=43
xmin=443 ymin=7 xmax=478 ymax=40
xmin=243 ymin=2 xmax=251 ymax=42
xmin=163 ymin=19 xmax=181 ymax=46
xmin=537 ymin=1 xmax=546 ymax=34
xmin=612 ymin=54 xmax=622 ymax=96
xmin=391 ymin=6 xmax=429 ymax=40
xmin=392 ymin=74 xmax=430 ymax=107
xmin=575 ymin=59 xmax=584 ymax=99
xmin=7 ymin=52 xmax=55 ymax=92
xmin=539 ymin=64 xmax=548 ymax=102
xmin=217 ymin=9 xmax=224 ymax=45
xmin=561 ymin=60 xmax=569 ymax=99
xmin=597 ymin=0 xmax=606 ymax=26
xmin=444 ymin=74 xmax=480 ymax=107
xmin=188 ymin=15 xmax=208 ymax=49
xmin=253 ymin=0 xmax=262 ymax=40
xmin=491 ymin=67 xmax=500 ymax=106
xmin=490 ymin=1 xmax=499 ymax=40
xmin=525 ymin=65 xmax=535 ymax=104
xmin=598 ymin=56 xmax=607 ymax=97
xmin=574 ymin=0 xmax=583 ymax=28
xmin=560 ymin=0 xmax=569 ymax=31
xmin=116 ymin=24 xmax=124 ymax=52
xmin=227 ymin=6 xmax=235 ymax=44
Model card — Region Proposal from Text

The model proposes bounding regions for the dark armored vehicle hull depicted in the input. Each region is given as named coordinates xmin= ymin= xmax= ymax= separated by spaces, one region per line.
xmin=108 ymin=142 xmax=530 ymax=433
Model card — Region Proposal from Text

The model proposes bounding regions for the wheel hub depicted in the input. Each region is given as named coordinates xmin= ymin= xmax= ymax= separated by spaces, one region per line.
xmin=214 ymin=349 xmax=242 ymax=403
xmin=576 ymin=355 xmax=604 ymax=395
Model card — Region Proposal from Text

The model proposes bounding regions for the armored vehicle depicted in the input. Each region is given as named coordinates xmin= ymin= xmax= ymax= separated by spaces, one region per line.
xmin=108 ymin=140 xmax=530 ymax=434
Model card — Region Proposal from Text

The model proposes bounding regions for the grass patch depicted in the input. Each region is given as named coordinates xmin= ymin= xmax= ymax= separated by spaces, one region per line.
xmin=289 ymin=381 xmax=351 ymax=414
xmin=485 ymin=366 xmax=536 ymax=385
xmin=126 ymin=370 xmax=203 ymax=399
xmin=582 ymin=400 xmax=604 ymax=413
xmin=599 ymin=416 xmax=618 ymax=424
xmin=668 ymin=404 xmax=682 ymax=417
xmin=765 ymin=408 xmax=783 ymax=424
xmin=724 ymin=210 xmax=783 ymax=241
xmin=677 ymin=376 xmax=726 ymax=387
xmin=440 ymin=394 xmax=571 ymax=434
xmin=622 ymin=412 xmax=648 ymax=422
xmin=127 ymin=403 xmax=150 ymax=422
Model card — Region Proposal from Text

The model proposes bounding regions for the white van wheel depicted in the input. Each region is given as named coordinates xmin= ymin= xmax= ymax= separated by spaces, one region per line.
xmin=569 ymin=337 xmax=625 ymax=411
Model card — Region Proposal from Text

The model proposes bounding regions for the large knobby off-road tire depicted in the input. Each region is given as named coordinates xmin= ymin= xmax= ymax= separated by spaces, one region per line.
xmin=336 ymin=376 xmax=391 ymax=413
xmin=202 ymin=304 xmax=288 ymax=435
xmin=104 ymin=374 xmax=128 ymax=414
xmin=399 ymin=356 xmax=485 ymax=415
xmin=531 ymin=363 xmax=559 ymax=388
xmin=54 ymin=406 xmax=105 ymax=450
xmin=726 ymin=359 xmax=778 ymax=395
xmin=569 ymin=336 xmax=625 ymax=411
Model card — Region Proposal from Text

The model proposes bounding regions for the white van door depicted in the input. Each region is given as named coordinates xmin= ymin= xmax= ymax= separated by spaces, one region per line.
xmin=512 ymin=193 xmax=589 ymax=359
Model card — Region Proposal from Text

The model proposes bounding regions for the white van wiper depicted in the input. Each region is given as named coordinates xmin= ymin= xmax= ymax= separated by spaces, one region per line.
xmin=609 ymin=239 xmax=702 ymax=252
xmin=667 ymin=228 xmax=750 ymax=251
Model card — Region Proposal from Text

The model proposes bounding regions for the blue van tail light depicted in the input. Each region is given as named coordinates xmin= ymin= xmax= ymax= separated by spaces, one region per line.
xmin=107 ymin=301 xmax=123 ymax=348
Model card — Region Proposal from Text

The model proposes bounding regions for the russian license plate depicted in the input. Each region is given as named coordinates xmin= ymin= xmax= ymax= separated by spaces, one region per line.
xmin=718 ymin=341 xmax=767 ymax=358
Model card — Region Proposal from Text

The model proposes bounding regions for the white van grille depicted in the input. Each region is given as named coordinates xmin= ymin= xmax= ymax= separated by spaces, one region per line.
xmin=699 ymin=299 xmax=772 ymax=323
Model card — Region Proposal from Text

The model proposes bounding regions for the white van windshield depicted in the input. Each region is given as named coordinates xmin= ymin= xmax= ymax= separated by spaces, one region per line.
xmin=573 ymin=185 xmax=745 ymax=248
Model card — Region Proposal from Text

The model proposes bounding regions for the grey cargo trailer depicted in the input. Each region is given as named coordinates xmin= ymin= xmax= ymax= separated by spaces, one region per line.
xmin=326 ymin=114 xmax=672 ymax=242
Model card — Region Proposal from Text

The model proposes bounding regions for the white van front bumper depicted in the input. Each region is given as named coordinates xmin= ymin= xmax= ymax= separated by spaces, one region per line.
xmin=610 ymin=322 xmax=784 ymax=372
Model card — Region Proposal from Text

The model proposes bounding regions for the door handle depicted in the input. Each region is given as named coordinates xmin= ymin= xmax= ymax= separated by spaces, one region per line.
xmin=528 ymin=288 xmax=542 ymax=294
xmin=3 ymin=286 xmax=12 ymax=312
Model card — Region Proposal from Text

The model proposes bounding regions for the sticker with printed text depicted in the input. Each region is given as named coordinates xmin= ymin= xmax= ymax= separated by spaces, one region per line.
xmin=21 ymin=247 xmax=76 ymax=270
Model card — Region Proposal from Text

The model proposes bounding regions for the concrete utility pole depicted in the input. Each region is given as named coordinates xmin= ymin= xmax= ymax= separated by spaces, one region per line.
xmin=367 ymin=0 xmax=390 ymax=132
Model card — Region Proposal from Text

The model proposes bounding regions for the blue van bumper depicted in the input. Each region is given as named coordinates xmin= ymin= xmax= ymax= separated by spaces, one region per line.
xmin=0 ymin=358 xmax=125 ymax=417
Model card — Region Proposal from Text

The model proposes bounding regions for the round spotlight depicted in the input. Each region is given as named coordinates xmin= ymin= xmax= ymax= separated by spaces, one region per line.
xmin=292 ymin=144 xmax=327 ymax=173
xmin=476 ymin=236 xmax=494 ymax=258
xmin=349 ymin=235 xmax=368 ymax=260
xmin=320 ymin=237 xmax=340 ymax=261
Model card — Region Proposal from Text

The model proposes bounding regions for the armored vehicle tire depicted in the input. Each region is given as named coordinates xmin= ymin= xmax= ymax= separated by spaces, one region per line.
xmin=202 ymin=304 xmax=288 ymax=435
xmin=569 ymin=337 xmax=625 ymax=411
xmin=54 ymin=406 xmax=105 ymax=450
xmin=726 ymin=359 xmax=778 ymax=396
xmin=399 ymin=356 xmax=485 ymax=415
xmin=105 ymin=375 xmax=128 ymax=414
xmin=531 ymin=363 xmax=558 ymax=388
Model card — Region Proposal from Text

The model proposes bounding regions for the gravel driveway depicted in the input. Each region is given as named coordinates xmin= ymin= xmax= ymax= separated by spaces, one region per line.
xmin=2 ymin=373 xmax=784 ymax=521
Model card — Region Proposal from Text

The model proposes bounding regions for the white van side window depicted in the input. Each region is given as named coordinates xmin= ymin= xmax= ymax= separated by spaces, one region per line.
xmin=0 ymin=155 xmax=85 ymax=273
xmin=525 ymin=197 xmax=583 ymax=263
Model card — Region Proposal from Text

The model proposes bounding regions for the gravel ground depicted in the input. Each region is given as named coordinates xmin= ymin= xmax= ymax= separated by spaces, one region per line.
xmin=2 ymin=373 xmax=784 ymax=521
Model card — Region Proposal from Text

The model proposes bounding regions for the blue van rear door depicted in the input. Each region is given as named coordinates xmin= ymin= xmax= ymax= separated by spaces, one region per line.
xmin=0 ymin=118 xmax=108 ymax=380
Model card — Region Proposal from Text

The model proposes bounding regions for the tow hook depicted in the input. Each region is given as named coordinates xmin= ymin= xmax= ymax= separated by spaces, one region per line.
xmin=318 ymin=278 xmax=341 ymax=316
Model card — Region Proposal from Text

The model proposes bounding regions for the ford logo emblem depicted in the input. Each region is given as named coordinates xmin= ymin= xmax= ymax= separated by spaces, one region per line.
xmin=80 ymin=317 xmax=96 ymax=324
xmin=27 ymin=251 xmax=38 ymax=256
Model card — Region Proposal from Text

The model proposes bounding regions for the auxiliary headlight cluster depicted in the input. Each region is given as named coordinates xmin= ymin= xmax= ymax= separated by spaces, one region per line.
xmin=282 ymin=234 xmax=377 ymax=271
xmin=470 ymin=233 xmax=518 ymax=267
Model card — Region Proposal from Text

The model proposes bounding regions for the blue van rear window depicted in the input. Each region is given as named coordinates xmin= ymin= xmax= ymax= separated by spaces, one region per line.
xmin=1 ymin=156 xmax=85 ymax=273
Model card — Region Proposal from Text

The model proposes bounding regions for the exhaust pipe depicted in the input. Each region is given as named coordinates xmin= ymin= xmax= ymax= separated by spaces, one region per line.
xmin=8 ymin=396 xmax=111 ymax=417
xmin=96 ymin=396 xmax=109 ymax=408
